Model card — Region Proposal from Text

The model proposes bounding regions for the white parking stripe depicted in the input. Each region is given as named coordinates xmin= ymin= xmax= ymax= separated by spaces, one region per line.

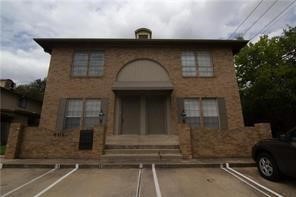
xmin=1 ymin=164 xmax=59 ymax=197
xmin=221 ymin=164 xmax=272 ymax=197
xmin=152 ymin=164 xmax=162 ymax=197
xmin=136 ymin=163 xmax=143 ymax=197
xmin=33 ymin=164 xmax=79 ymax=197
xmin=225 ymin=163 xmax=283 ymax=197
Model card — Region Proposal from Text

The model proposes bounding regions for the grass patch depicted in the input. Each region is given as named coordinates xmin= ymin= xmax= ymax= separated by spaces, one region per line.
xmin=0 ymin=145 xmax=6 ymax=155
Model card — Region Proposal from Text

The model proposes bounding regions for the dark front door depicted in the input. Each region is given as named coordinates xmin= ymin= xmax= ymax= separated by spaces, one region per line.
xmin=121 ymin=96 xmax=141 ymax=134
xmin=146 ymin=96 xmax=166 ymax=134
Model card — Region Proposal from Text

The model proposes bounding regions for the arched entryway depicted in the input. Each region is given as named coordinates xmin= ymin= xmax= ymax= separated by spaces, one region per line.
xmin=113 ymin=59 xmax=173 ymax=135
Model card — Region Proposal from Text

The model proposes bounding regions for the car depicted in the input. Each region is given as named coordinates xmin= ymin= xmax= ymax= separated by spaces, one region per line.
xmin=252 ymin=126 xmax=296 ymax=181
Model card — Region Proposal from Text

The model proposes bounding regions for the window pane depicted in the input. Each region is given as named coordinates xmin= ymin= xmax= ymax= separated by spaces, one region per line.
xmin=204 ymin=117 xmax=219 ymax=129
xmin=197 ymin=51 xmax=213 ymax=76
xmin=84 ymin=100 xmax=101 ymax=117
xmin=84 ymin=99 xmax=101 ymax=129
xmin=184 ymin=99 xmax=200 ymax=128
xmin=64 ymin=117 xmax=80 ymax=129
xmin=84 ymin=117 xmax=99 ymax=129
xmin=182 ymin=52 xmax=197 ymax=76
xmin=72 ymin=52 xmax=88 ymax=76
xmin=66 ymin=100 xmax=83 ymax=117
xmin=186 ymin=117 xmax=200 ymax=128
xmin=89 ymin=52 xmax=104 ymax=76
xmin=198 ymin=66 xmax=213 ymax=77
xmin=202 ymin=99 xmax=219 ymax=128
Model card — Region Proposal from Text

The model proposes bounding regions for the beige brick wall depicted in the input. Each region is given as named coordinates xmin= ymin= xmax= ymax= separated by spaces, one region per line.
xmin=177 ymin=123 xmax=192 ymax=159
xmin=191 ymin=123 xmax=272 ymax=158
xmin=6 ymin=124 xmax=105 ymax=159
xmin=5 ymin=123 xmax=24 ymax=159
xmin=40 ymin=46 xmax=244 ymax=135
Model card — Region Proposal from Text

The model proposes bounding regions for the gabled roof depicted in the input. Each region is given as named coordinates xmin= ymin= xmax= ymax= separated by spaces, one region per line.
xmin=34 ymin=38 xmax=248 ymax=54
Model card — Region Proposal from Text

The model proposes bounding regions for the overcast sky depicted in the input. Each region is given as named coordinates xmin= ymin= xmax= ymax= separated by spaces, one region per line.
xmin=0 ymin=0 xmax=295 ymax=84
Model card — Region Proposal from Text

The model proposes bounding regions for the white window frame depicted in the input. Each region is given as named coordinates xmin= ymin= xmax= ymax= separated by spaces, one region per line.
xmin=184 ymin=98 xmax=201 ymax=128
xmin=63 ymin=98 xmax=102 ymax=130
xmin=83 ymin=99 xmax=102 ymax=129
xmin=201 ymin=98 xmax=220 ymax=129
xmin=196 ymin=50 xmax=214 ymax=77
xmin=181 ymin=50 xmax=214 ymax=77
xmin=72 ymin=50 xmax=104 ymax=77
xmin=64 ymin=99 xmax=83 ymax=129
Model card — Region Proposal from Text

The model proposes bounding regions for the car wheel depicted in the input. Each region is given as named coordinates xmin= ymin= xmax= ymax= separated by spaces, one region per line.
xmin=256 ymin=153 xmax=281 ymax=181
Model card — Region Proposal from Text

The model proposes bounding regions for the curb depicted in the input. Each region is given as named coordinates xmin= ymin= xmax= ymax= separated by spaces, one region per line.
xmin=0 ymin=162 xmax=256 ymax=169
xmin=1 ymin=164 xmax=56 ymax=168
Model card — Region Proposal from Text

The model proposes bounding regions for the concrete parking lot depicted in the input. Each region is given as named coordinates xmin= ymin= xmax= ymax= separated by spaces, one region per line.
xmin=1 ymin=165 xmax=295 ymax=197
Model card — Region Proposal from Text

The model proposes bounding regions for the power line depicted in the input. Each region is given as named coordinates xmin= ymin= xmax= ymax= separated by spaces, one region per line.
xmin=242 ymin=0 xmax=279 ymax=37
xmin=228 ymin=0 xmax=264 ymax=39
xmin=249 ymin=0 xmax=296 ymax=41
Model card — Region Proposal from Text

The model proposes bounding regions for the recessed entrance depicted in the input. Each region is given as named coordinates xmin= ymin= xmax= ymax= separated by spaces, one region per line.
xmin=146 ymin=96 xmax=166 ymax=134
xmin=121 ymin=96 xmax=141 ymax=134
xmin=119 ymin=95 xmax=167 ymax=135
xmin=113 ymin=59 xmax=173 ymax=135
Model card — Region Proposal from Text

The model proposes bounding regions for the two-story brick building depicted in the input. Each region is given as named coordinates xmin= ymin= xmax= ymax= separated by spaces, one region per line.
xmin=5 ymin=28 xmax=271 ymax=160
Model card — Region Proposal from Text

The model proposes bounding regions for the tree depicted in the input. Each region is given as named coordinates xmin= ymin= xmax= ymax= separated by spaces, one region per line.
xmin=15 ymin=78 xmax=47 ymax=102
xmin=235 ymin=26 xmax=296 ymax=137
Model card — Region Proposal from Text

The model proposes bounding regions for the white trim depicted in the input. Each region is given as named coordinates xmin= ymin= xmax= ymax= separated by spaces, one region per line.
xmin=220 ymin=164 xmax=272 ymax=197
xmin=152 ymin=164 xmax=162 ymax=197
xmin=1 ymin=164 xmax=59 ymax=197
xmin=33 ymin=164 xmax=79 ymax=197
xmin=225 ymin=163 xmax=283 ymax=197
xmin=135 ymin=164 xmax=143 ymax=197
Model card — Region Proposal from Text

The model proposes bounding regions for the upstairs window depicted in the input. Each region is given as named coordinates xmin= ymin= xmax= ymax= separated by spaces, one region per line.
xmin=181 ymin=52 xmax=197 ymax=77
xmin=181 ymin=50 xmax=213 ymax=77
xmin=197 ymin=51 xmax=213 ymax=77
xmin=72 ymin=51 xmax=104 ymax=77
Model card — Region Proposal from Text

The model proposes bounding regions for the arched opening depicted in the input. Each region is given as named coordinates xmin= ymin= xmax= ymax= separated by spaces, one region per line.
xmin=113 ymin=59 xmax=173 ymax=135
xmin=113 ymin=59 xmax=172 ymax=90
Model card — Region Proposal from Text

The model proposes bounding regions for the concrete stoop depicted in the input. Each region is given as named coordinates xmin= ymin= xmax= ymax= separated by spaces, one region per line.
xmin=102 ymin=144 xmax=183 ymax=163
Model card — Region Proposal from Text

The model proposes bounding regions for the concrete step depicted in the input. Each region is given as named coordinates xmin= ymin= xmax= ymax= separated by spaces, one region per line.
xmin=105 ymin=135 xmax=179 ymax=146
xmin=105 ymin=144 xmax=180 ymax=149
xmin=104 ymin=149 xmax=181 ymax=155
xmin=101 ymin=153 xmax=183 ymax=162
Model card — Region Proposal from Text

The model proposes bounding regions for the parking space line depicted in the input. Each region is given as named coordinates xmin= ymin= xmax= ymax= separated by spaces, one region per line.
xmin=221 ymin=164 xmax=272 ymax=197
xmin=225 ymin=163 xmax=283 ymax=197
xmin=152 ymin=164 xmax=162 ymax=197
xmin=136 ymin=163 xmax=143 ymax=197
xmin=33 ymin=164 xmax=79 ymax=197
xmin=1 ymin=164 xmax=59 ymax=197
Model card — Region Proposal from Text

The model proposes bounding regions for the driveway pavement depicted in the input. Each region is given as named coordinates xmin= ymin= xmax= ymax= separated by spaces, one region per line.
xmin=1 ymin=165 xmax=295 ymax=197
xmin=235 ymin=167 xmax=296 ymax=197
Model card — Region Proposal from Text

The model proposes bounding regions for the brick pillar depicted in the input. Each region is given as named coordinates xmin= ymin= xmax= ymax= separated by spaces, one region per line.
xmin=93 ymin=126 xmax=106 ymax=157
xmin=177 ymin=123 xmax=192 ymax=159
xmin=255 ymin=123 xmax=272 ymax=139
xmin=5 ymin=123 xmax=24 ymax=159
